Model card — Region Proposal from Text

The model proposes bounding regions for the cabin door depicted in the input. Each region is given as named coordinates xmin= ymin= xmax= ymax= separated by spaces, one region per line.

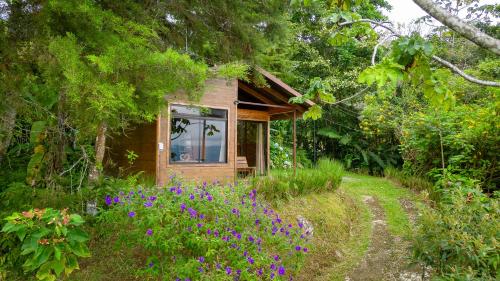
xmin=237 ymin=121 xmax=267 ymax=175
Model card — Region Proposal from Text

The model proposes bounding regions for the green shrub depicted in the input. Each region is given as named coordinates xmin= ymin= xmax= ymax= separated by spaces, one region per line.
xmin=384 ymin=166 xmax=433 ymax=192
xmin=1 ymin=208 xmax=90 ymax=281
xmin=98 ymin=178 xmax=310 ymax=280
xmin=255 ymin=158 xmax=344 ymax=202
xmin=412 ymin=181 xmax=499 ymax=280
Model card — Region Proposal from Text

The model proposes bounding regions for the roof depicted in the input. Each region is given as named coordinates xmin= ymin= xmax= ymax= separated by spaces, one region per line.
xmin=255 ymin=67 xmax=315 ymax=108
xmin=236 ymin=67 xmax=314 ymax=120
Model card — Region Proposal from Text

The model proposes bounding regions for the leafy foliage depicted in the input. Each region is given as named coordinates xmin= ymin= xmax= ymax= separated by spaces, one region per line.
xmin=412 ymin=182 xmax=499 ymax=280
xmin=1 ymin=208 xmax=89 ymax=281
xmin=99 ymin=178 xmax=309 ymax=280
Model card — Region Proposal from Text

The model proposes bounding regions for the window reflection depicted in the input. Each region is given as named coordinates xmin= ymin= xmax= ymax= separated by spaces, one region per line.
xmin=170 ymin=105 xmax=227 ymax=164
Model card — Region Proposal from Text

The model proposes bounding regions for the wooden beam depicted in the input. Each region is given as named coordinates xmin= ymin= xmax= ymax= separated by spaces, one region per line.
xmin=259 ymin=86 xmax=306 ymax=113
xmin=293 ymin=110 xmax=297 ymax=177
xmin=237 ymin=101 xmax=292 ymax=109
xmin=239 ymin=82 xmax=277 ymax=105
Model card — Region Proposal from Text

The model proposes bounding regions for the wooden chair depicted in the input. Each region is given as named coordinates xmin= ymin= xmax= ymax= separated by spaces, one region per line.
xmin=237 ymin=156 xmax=256 ymax=177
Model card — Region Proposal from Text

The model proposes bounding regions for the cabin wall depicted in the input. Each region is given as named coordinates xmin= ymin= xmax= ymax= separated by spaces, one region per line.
xmin=105 ymin=121 xmax=157 ymax=178
xmin=157 ymin=79 xmax=238 ymax=185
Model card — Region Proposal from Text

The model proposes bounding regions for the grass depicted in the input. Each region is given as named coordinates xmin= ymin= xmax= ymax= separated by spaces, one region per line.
xmin=275 ymin=189 xmax=370 ymax=281
xmin=384 ymin=166 xmax=433 ymax=193
xmin=277 ymin=172 xmax=418 ymax=281
xmin=341 ymin=172 xmax=416 ymax=236
xmin=254 ymin=158 xmax=344 ymax=203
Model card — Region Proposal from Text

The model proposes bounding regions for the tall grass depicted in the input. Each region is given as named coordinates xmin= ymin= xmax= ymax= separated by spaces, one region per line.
xmin=384 ymin=166 xmax=433 ymax=192
xmin=255 ymin=158 xmax=344 ymax=202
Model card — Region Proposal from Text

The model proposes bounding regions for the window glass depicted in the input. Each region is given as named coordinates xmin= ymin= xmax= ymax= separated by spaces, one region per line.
xmin=170 ymin=105 xmax=227 ymax=164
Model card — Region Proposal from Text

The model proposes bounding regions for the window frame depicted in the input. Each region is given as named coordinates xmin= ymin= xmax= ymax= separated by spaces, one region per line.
xmin=168 ymin=103 xmax=229 ymax=165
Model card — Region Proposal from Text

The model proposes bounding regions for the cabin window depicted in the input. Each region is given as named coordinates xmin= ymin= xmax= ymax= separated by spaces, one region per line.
xmin=170 ymin=104 xmax=228 ymax=164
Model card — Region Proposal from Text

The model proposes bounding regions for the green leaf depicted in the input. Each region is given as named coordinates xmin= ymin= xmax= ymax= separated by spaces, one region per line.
xmin=68 ymin=241 xmax=90 ymax=258
xmin=54 ymin=245 xmax=62 ymax=261
xmin=303 ymin=104 xmax=322 ymax=120
xmin=51 ymin=258 xmax=65 ymax=276
xmin=30 ymin=121 xmax=47 ymax=144
xmin=65 ymin=255 xmax=79 ymax=275
xmin=67 ymin=228 xmax=89 ymax=243
xmin=69 ymin=214 xmax=85 ymax=226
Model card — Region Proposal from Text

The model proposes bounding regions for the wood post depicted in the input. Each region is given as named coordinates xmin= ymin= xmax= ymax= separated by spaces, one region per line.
xmin=293 ymin=110 xmax=297 ymax=177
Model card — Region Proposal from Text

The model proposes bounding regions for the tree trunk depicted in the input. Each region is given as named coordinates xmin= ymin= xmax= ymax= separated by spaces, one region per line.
xmin=413 ymin=0 xmax=500 ymax=55
xmin=88 ymin=122 xmax=107 ymax=182
xmin=0 ymin=106 xmax=17 ymax=165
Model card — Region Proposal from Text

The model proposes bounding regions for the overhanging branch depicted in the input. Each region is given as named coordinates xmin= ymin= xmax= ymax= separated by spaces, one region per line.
xmin=339 ymin=20 xmax=500 ymax=87
xmin=412 ymin=0 xmax=500 ymax=55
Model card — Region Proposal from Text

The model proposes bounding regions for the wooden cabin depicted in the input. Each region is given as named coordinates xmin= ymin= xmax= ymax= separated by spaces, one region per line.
xmin=106 ymin=68 xmax=313 ymax=185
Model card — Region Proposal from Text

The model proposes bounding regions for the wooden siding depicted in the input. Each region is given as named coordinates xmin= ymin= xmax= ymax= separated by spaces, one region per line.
xmin=237 ymin=109 xmax=270 ymax=122
xmin=157 ymin=79 xmax=238 ymax=185
xmin=105 ymin=121 xmax=157 ymax=178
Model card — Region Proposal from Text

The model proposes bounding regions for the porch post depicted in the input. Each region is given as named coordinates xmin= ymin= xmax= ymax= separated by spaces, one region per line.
xmin=293 ymin=110 xmax=297 ymax=177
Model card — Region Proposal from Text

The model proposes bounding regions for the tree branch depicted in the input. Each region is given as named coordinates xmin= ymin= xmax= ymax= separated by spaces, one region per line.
xmin=372 ymin=35 xmax=396 ymax=66
xmin=431 ymin=55 xmax=500 ymax=87
xmin=331 ymin=87 xmax=370 ymax=105
xmin=339 ymin=20 xmax=500 ymax=87
xmin=412 ymin=0 xmax=500 ymax=55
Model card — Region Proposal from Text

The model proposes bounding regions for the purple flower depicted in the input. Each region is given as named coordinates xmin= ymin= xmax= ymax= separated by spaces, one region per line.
xmin=144 ymin=201 xmax=153 ymax=208
xmin=180 ymin=203 xmax=186 ymax=212
xmin=278 ymin=266 xmax=285 ymax=276
xmin=295 ymin=245 xmax=301 ymax=251
xmin=270 ymin=264 xmax=276 ymax=271
xmin=146 ymin=229 xmax=153 ymax=236
xmin=188 ymin=208 xmax=197 ymax=218
xmin=198 ymin=256 xmax=205 ymax=263
xmin=105 ymin=196 xmax=112 ymax=206
xmin=176 ymin=187 xmax=182 ymax=195
xmin=197 ymin=223 xmax=203 ymax=228
xmin=149 ymin=196 xmax=157 ymax=201
xmin=128 ymin=211 xmax=136 ymax=218
xmin=207 ymin=229 xmax=212 ymax=235
xmin=214 ymin=230 xmax=219 ymax=237
xmin=247 ymin=257 xmax=254 ymax=264
xmin=189 ymin=194 xmax=195 ymax=200
xmin=225 ymin=266 xmax=232 ymax=275
xmin=273 ymin=255 xmax=279 ymax=261
xmin=236 ymin=233 xmax=241 ymax=240
xmin=271 ymin=272 xmax=275 ymax=279
xmin=303 ymin=247 xmax=308 ymax=252
xmin=148 ymin=261 xmax=154 ymax=268
xmin=255 ymin=219 xmax=260 ymax=226
xmin=113 ymin=196 xmax=120 ymax=203
xmin=199 ymin=214 xmax=205 ymax=219
xmin=248 ymin=236 xmax=254 ymax=242
xmin=207 ymin=195 xmax=213 ymax=201
xmin=257 ymin=268 xmax=263 ymax=276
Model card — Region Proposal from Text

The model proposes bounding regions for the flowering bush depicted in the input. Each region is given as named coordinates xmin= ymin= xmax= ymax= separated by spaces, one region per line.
xmin=1 ymin=208 xmax=90 ymax=281
xmin=99 ymin=178 xmax=310 ymax=280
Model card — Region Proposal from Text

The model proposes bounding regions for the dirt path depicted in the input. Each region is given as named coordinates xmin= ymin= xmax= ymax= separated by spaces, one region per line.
xmin=345 ymin=195 xmax=425 ymax=281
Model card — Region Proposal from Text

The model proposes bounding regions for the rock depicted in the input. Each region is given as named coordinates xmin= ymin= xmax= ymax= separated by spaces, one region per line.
xmin=296 ymin=215 xmax=314 ymax=237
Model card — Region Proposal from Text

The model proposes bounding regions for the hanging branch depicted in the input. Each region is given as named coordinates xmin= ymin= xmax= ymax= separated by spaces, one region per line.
xmin=339 ymin=20 xmax=500 ymax=87
xmin=412 ymin=0 xmax=500 ymax=55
